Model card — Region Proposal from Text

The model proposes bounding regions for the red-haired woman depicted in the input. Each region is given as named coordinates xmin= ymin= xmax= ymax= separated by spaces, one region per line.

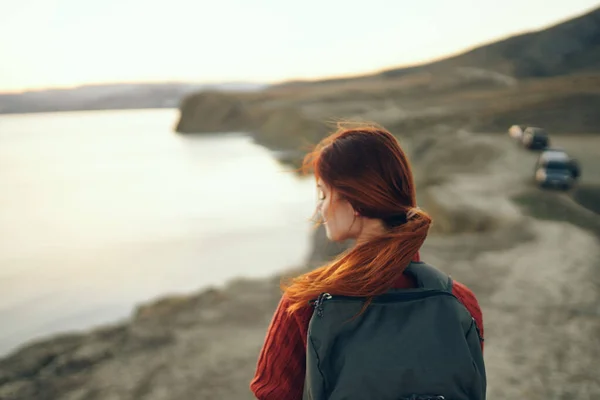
xmin=251 ymin=126 xmax=486 ymax=400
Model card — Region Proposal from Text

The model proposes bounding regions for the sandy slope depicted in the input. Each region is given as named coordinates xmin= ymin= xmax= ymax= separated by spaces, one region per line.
xmin=421 ymin=132 xmax=600 ymax=399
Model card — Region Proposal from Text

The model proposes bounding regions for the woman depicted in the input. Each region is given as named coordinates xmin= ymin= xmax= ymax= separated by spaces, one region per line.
xmin=250 ymin=125 xmax=485 ymax=400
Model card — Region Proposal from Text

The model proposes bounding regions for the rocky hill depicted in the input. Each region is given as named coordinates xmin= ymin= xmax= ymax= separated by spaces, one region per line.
xmin=175 ymin=6 xmax=600 ymax=163
xmin=383 ymin=6 xmax=600 ymax=79
xmin=283 ymin=5 xmax=600 ymax=85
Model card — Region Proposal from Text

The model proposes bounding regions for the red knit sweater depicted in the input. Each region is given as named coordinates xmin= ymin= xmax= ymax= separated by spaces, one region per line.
xmin=250 ymin=254 xmax=484 ymax=400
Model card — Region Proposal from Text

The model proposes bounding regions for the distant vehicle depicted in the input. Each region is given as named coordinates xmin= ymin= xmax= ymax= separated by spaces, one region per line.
xmin=539 ymin=148 xmax=581 ymax=178
xmin=521 ymin=127 xmax=549 ymax=150
xmin=508 ymin=124 xmax=527 ymax=140
xmin=534 ymin=149 xmax=580 ymax=190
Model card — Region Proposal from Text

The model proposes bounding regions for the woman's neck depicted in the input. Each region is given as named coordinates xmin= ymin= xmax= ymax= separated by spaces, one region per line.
xmin=355 ymin=218 xmax=387 ymax=246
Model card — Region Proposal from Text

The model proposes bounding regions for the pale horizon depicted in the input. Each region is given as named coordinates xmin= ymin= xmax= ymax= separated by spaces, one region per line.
xmin=1 ymin=0 xmax=599 ymax=93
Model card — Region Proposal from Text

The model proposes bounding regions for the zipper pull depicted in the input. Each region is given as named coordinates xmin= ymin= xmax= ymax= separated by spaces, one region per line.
xmin=313 ymin=293 xmax=332 ymax=317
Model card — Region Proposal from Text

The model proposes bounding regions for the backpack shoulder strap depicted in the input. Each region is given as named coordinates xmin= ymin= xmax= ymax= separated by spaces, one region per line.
xmin=404 ymin=261 xmax=453 ymax=293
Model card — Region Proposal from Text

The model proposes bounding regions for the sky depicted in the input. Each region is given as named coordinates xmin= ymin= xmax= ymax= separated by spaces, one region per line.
xmin=0 ymin=0 xmax=599 ymax=92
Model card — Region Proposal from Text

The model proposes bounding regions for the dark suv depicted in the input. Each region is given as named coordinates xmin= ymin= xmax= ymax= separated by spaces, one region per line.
xmin=522 ymin=127 xmax=549 ymax=150
xmin=534 ymin=149 xmax=580 ymax=190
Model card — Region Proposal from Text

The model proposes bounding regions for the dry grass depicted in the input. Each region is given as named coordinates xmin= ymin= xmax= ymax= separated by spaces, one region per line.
xmin=177 ymin=71 xmax=600 ymax=154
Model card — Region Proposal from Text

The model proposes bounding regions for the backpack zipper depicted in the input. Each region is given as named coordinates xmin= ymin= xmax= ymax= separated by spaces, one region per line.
xmin=312 ymin=292 xmax=332 ymax=317
xmin=311 ymin=290 xmax=454 ymax=317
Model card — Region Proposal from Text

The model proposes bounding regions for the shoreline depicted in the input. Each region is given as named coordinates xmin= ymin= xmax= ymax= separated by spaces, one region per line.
xmin=0 ymin=120 xmax=317 ymax=362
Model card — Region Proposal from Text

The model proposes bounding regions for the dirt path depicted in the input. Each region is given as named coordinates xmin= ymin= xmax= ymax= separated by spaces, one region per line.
xmin=420 ymin=131 xmax=600 ymax=399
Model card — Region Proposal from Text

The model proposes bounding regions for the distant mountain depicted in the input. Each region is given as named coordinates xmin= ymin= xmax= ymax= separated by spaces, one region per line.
xmin=382 ymin=6 xmax=600 ymax=79
xmin=0 ymin=82 xmax=267 ymax=115
xmin=278 ymin=5 xmax=600 ymax=89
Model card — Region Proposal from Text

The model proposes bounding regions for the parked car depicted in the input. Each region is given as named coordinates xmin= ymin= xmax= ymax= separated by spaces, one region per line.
xmin=522 ymin=127 xmax=550 ymax=150
xmin=533 ymin=149 xmax=580 ymax=190
xmin=508 ymin=124 xmax=527 ymax=140
xmin=539 ymin=148 xmax=581 ymax=178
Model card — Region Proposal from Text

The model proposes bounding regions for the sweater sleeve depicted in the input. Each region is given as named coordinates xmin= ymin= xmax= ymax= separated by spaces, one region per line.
xmin=452 ymin=280 xmax=484 ymax=351
xmin=250 ymin=296 xmax=308 ymax=400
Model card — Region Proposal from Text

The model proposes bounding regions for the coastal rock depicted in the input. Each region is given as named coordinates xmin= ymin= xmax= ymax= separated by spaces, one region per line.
xmin=175 ymin=91 xmax=256 ymax=134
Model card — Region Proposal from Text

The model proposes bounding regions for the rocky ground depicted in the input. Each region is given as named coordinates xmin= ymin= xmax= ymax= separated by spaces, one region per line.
xmin=1 ymin=127 xmax=599 ymax=400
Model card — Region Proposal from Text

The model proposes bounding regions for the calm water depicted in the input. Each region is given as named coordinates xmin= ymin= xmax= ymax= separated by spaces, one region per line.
xmin=0 ymin=109 xmax=317 ymax=356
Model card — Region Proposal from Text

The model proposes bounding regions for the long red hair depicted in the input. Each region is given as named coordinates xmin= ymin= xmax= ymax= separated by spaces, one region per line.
xmin=282 ymin=124 xmax=432 ymax=313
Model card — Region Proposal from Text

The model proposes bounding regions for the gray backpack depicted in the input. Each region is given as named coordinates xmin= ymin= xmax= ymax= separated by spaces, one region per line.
xmin=303 ymin=261 xmax=486 ymax=400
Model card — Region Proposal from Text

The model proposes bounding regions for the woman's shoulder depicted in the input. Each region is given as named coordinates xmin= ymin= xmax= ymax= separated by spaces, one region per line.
xmin=268 ymin=294 xmax=314 ymax=348
xmin=451 ymin=280 xmax=484 ymax=341
xmin=283 ymin=293 xmax=314 ymax=313
xmin=276 ymin=294 xmax=314 ymax=325
xmin=451 ymin=280 xmax=480 ymax=308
